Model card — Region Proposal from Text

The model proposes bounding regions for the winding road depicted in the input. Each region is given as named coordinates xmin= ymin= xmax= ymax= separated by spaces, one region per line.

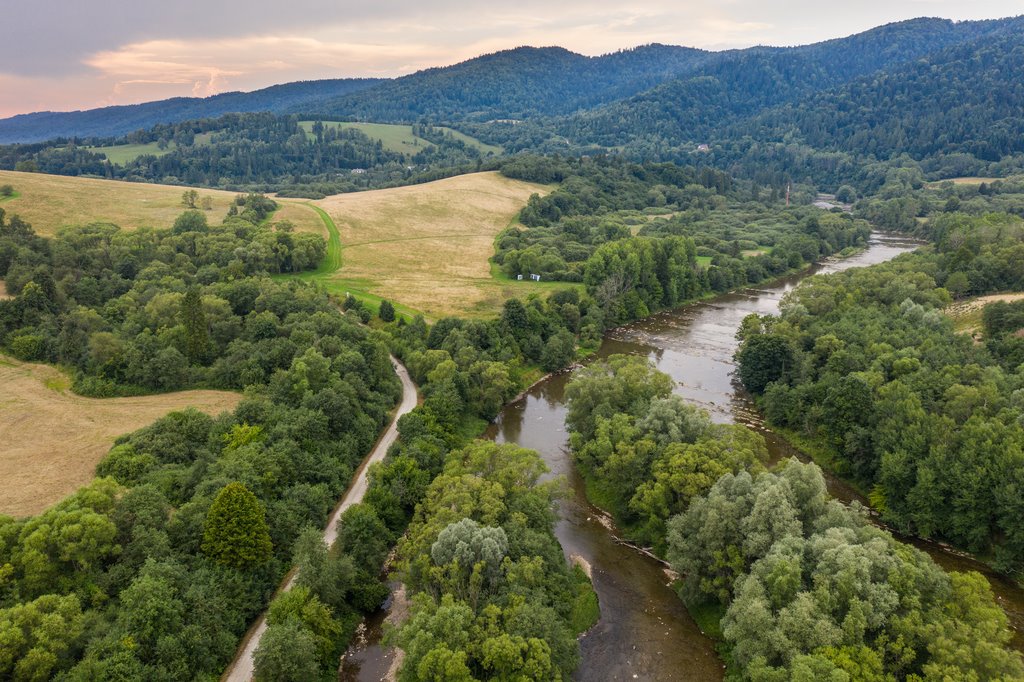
xmin=222 ymin=356 xmax=417 ymax=682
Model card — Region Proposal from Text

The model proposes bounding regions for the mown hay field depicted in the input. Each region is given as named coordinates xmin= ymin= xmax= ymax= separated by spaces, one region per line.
xmin=314 ymin=171 xmax=560 ymax=318
xmin=0 ymin=356 xmax=241 ymax=517
xmin=298 ymin=121 xmax=501 ymax=156
xmin=0 ymin=170 xmax=323 ymax=236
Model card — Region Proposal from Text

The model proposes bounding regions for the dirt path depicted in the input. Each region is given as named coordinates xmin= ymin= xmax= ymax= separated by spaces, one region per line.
xmin=222 ymin=357 xmax=417 ymax=682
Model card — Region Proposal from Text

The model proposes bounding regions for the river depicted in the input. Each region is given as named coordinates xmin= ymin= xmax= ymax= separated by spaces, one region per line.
xmin=343 ymin=233 xmax=1024 ymax=680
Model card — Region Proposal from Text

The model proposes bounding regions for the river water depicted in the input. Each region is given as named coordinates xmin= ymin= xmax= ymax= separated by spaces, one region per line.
xmin=344 ymin=233 xmax=1024 ymax=680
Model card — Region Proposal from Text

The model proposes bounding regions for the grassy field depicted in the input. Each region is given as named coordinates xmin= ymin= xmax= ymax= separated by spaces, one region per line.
xmin=267 ymin=201 xmax=326 ymax=236
xmin=927 ymin=176 xmax=1008 ymax=187
xmin=313 ymin=171 xmax=556 ymax=318
xmin=0 ymin=170 xmax=322 ymax=236
xmin=299 ymin=121 xmax=501 ymax=156
xmin=944 ymin=292 xmax=1024 ymax=337
xmin=88 ymin=141 xmax=173 ymax=164
xmin=300 ymin=121 xmax=426 ymax=155
xmin=87 ymin=132 xmax=213 ymax=165
xmin=0 ymin=355 xmax=241 ymax=517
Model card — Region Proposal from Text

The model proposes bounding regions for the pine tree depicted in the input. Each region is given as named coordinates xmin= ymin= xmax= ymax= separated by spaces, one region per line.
xmin=202 ymin=482 xmax=273 ymax=569
xmin=181 ymin=287 xmax=210 ymax=364
xmin=379 ymin=299 xmax=396 ymax=322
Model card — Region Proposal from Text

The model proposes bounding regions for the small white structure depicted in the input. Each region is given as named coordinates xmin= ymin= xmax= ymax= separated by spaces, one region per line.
xmin=530 ymin=273 xmax=542 ymax=282
xmin=517 ymin=274 xmax=523 ymax=281
xmin=697 ymin=143 xmax=710 ymax=152
xmin=351 ymin=168 xmax=367 ymax=174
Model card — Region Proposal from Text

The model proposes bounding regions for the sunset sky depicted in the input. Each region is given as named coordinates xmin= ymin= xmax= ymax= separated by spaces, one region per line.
xmin=2 ymin=0 xmax=1020 ymax=118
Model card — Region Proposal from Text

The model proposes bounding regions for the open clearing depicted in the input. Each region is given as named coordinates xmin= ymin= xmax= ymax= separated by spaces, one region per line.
xmin=88 ymin=141 xmax=173 ymax=164
xmin=298 ymin=121 xmax=501 ymax=156
xmin=86 ymin=133 xmax=213 ymax=165
xmin=0 ymin=355 xmax=241 ymax=517
xmin=944 ymin=292 xmax=1024 ymax=337
xmin=928 ymin=176 xmax=1007 ymax=187
xmin=0 ymin=170 xmax=322 ymax=236
xmin=314 ymin=171 xmax=558 ymax=318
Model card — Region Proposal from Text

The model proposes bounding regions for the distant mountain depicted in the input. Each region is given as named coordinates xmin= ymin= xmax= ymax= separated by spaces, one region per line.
xmin=727 ymin=21 xmax=1024 ymax=164
xmin=0 ymin=79 xmax=381 ymax=144
xmin=560 ymin=17 xmax=1018 ymax=148
xmin=3 ymin=13 xmax=1024 ymax=185
xmin=306 ymin=44 xmax=712 ymax=122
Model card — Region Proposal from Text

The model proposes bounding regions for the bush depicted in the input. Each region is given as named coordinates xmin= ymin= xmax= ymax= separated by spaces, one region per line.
xmin=8 ymin=333 xmax=45 ymax=361
xmin=379 ymin=299 xmax=396 ymax=322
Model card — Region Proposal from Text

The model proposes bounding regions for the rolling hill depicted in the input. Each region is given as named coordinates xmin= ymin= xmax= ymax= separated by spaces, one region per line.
xmin=560 ymin=17 xmax=1020 ymax=148
xmin=4 ymin=16 xmax=1015 ymax=145
xmin=0 ymin=78 xmax=381 ymax=143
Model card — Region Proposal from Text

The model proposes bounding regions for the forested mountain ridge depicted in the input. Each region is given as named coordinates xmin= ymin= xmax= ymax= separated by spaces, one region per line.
xmin=4 ymin=15 xmax=1017 ymax=147
xmin=558 ymin=16 xmax=1022 ymax=149
xmin=0 ymin=44 xmax=710 ymax=144
xmin=0 ymin=78 xmax=382 ymax=144
xmin=719 ymin=22 xmax=1024 ymax=169
xmin=306 ymin=44 xmax=712 ymax=122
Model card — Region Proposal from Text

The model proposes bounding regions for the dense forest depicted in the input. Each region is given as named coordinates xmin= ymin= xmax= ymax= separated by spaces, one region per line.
xmin=497 ymin=156 xmax=868 ymax=325
xmin=563 ymin=356 xmax=1024 ymax=679
xmin=4 ymin=16 xmax=1024 ymax=200
xmin=6 ymin=11 xmax=1024 ymax=680
xmin=0 ymin=114 xmax=491 ymax=197
xmin=0 ymin=203 xmax=406 ymax=678
xmin=0 ymin=183 xmax=606 ymax=678
xmin=736 ymin=206 xmax=1024 ymax=575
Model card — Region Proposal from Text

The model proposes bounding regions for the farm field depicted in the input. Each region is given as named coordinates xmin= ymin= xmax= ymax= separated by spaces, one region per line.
xmin=298 ymin=121 xmax=501 ymax=156
xmin=313 ymin=171 xmax=557 ymax=318
xmin=86 ymin=132 xmax=213 ymax=164
xmin=88 ymin=141 xmax=173 ymax=164
xmin=944 ymin=292 xmax=1024 ymax=337
xmin=0 ymin=170 xmax=322 ymax=236
xmin=299 ymin=121 xmax=423 ymax=154
xmin=927 ymin=176 xmax=1010 ymax=187
xmin=0 ymin=355 xmax=241 ymax=517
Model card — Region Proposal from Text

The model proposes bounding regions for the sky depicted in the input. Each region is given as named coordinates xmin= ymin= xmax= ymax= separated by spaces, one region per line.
xmin=1 ymin=0 xmax=1021 ymax=118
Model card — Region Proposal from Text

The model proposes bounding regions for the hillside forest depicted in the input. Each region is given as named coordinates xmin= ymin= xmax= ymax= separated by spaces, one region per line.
xmin=3 ymin=12 xmax=1024 ymax=682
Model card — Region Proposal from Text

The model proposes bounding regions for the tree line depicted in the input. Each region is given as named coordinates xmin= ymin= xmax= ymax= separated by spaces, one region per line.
xmin=563 ymin=356 xmax=1023 ymax=679
xmin=0 ymin=205 xmax=405 ymax=678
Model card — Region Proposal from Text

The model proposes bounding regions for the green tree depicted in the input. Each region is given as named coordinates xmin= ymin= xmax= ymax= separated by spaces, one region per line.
xmin=337 ymin=503 xmax=392 ymax=570
xmin=253 ymin=621 xmax=320 ymax=682
xmin=266 ymin=586 xmax=341 ymax=666
xmin=541 ymin=328 xmax=576 ymax=371
xmin=172 ymin=209 xmax=208 ymax=234
xmin=379 ymin=299 xmax=396 ymax=322
xmin=181 ymin=287 xmax=210 ymax=364
xmin=0 ymin=594 xmax=85 ymax=681
xmin=201 ymin=482 xmax=273 ymax=569
xmin=737 ymin=334 xmax=794 ymax=393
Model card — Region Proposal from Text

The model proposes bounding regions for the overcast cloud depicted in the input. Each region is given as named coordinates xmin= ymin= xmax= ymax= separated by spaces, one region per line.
xmin=1 ymin=0 xmax=1021 ymax=117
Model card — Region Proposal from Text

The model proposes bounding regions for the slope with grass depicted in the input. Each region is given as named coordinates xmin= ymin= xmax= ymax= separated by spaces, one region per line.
xmin=86 ymin=132 xmax=213 ymax=164
xmin=298 ymin=121 xmax=501 ymax=156
xmin=0 ymin=355 xmax=241 ymax=517
xmin=313 ymin=171 xmax=557 ymax=318
xmin=0 ymin=170 xmax=322 ymax=236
